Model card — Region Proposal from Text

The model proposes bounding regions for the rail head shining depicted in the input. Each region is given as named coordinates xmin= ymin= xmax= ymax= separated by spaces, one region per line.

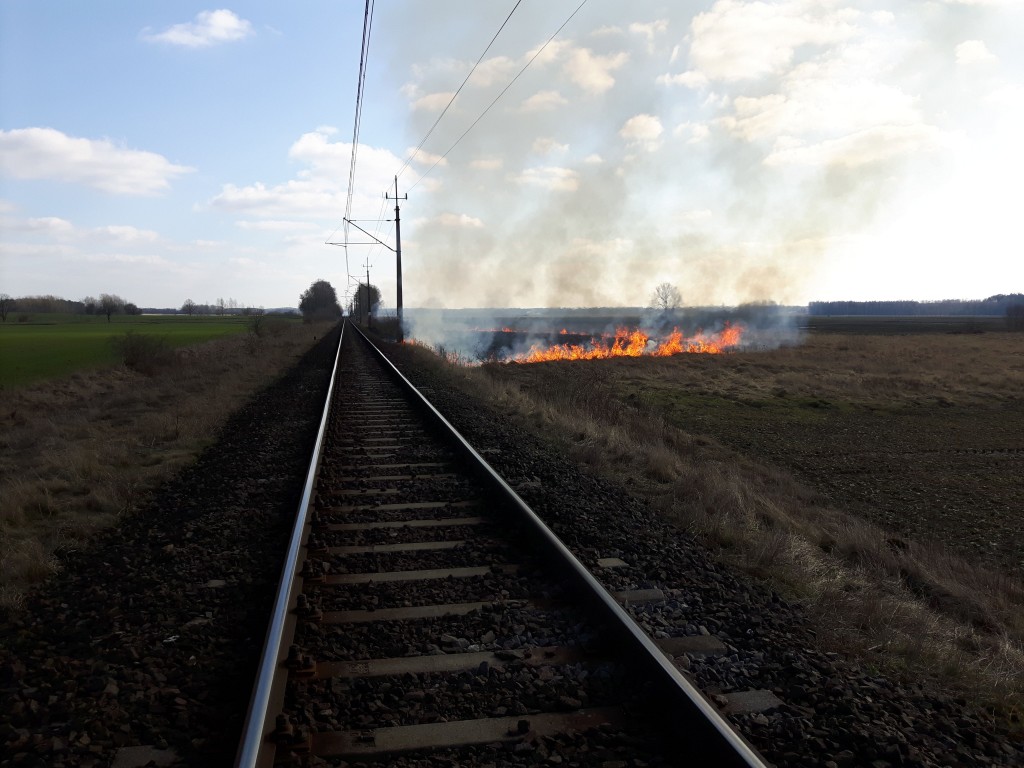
xmin=354 ymin=325 xmax=768 ymax=768
xmin=234 ymin=321 xmax=346 ymax=768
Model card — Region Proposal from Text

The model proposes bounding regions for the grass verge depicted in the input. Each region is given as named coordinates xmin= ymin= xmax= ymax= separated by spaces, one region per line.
xmin=0 ymin=314 xmax=263 ymax=387
xmin=0 ymin=319 xmax=335 ymax=610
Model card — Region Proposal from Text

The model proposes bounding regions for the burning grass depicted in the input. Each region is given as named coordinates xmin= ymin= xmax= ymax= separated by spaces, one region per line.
xmin=507 ymin=324 xmax=744 ymax=362
xmin=393 ymin=328 xmax=1024 ymax=716
xmin=0 ymin=321 xmax=335 ymax=610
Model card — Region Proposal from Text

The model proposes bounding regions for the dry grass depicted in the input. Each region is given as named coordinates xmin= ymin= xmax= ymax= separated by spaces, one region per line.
xmin=397 ymin=331 xmax=1024 ymax=716
xmin=0 ymin=320 xmax=335 ymax=610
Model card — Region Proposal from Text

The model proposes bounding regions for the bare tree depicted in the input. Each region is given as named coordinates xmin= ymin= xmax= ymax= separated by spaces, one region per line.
xmin=650 ymin=282 xmax=682 ymax=314
xmin=0 ymin=293 xmax=12 ymax=322
xmin=81 ymin=296 xmax=98 ymax=315
xmin=181 ymin=298 xmax=197 ymax=316
xmin=247 ymin=306 xmax=266 ymax=336
xmin=99 ymin=293 xmax=125 ymax=322
xmin=216 ymin=297 xmax=226 ymax=316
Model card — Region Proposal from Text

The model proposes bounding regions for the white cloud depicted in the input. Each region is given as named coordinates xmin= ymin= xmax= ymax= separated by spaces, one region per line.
xmin=208 ymin=130 xmax=402 ymax=221
xmin=3 ymin=215 xmax=75 ymax=235
xmin=513 ymin=166 xmax=579 ymax=192
xmin=407 ymin=148 xmax=447 ymax=167
xmin=520 ymin=90 xmax=569 ymax=112
xmin=955 ymin=40 xmax=997 ymax=65
xmin=722 ymin=61 xmax=923 ymax=142
xmin=470 ymin=157 xmax=503 ymax=171
xmin=235 ymin=219 xmax=318 ymax=231
xmin=620 ymin=114 xmax=664 ymax=151
xmin=1 ymin=214 xmax=162 ymax=245
xmin=687 ymin=0 xmax=857 ymax=82
xmin=525 ymin=39 xmax=573 ymax=68
xmin=680 ymin=208 xmax=714 ymax=221
xmin=142 ymin=9 xmax=254 ymax=48
xmin=674 ymin=122 xmax=710 ymax=143
xmin=403 ymin=39 xmax=626 ymax=112
xmin=193 ymin=239 xmax=227 ymax=249
xmin=657 ymin=70 xmax=709 ymax=88
xmin=80 ymin=252 xmax=170 ymax=266
xmin=94 ymin=225 xmax=160 ymax=244
xmin=630 ymin=20 xmax=669 ymax=52
xmin=583 ymin=154 xmax=604 ymax=164
xmin=531 ymin=137 xmax=569 ymax=155
xmin=208 ymin=179 xmax=343 ymax=219
xmin=288 ymin=128 xmax=349 ymax=173
xmin=472 ymin=56 xmax=518 ymax=87
xmin=0 ymin=127 xmax=193 ymax=195
xmin=630 ymin=20 xmax=668 ymax=41
xmin=764 ymin=124 xmax=946 ymax=167
xmin=434 ymin=213 xmax=484 ymax=228
xmin=412 ymin=91 xmax=456 ymax=112
xmin=706 ymin=30 xmax=947 ymax=171
xmin=564 ymin=48 xmax=630 ymax=94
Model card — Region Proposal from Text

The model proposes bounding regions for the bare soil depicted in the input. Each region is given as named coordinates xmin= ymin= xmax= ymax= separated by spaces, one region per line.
xmin=676 ymin=392 xmax=1023 ymax=574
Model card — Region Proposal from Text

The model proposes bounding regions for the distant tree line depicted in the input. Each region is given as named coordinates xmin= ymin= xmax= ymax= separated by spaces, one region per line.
xmin=178 ymin=297 xmax=274 ymax=316
xmin=0 ymin=291 xmax=307 ymax=322
xmin=808 ymin=294 xmax=1024 ymax=317
xmin=0 ymin=293 xmax=141 ymax=321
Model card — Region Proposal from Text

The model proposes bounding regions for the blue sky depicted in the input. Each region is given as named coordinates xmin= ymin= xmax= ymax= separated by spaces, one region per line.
xmin=2 ymin=1 xmax=1023 ymax=310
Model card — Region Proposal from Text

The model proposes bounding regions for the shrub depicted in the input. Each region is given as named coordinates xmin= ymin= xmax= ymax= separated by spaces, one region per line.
xmin=1007 ymin=304 xmax=1024 ymax=331
xmin=112 ymin=332 xmax=174 ymax=375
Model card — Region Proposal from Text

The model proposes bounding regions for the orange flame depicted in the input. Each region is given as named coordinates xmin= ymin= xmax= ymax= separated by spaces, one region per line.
xmin=513 ymin=324 xmax=743 ymax=363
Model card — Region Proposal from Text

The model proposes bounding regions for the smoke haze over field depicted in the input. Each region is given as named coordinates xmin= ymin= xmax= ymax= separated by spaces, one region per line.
xmin=374 ymin=0 xmax=1024 ymax=311
xmin=1 ymin=2 xmax=1022 ymax=308
xmin=402 ymin=305 xmax=804 ymax=364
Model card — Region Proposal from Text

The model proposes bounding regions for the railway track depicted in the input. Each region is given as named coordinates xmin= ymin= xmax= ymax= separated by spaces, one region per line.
xmin=235 ymin=322 xmax=767 ymax=767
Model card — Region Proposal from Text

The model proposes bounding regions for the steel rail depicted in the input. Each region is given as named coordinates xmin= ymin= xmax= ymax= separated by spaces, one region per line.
xmin=234 ymin=321 xmax=346 ymax=768
xmin=353 ymin=324 xmax=768 ymax=768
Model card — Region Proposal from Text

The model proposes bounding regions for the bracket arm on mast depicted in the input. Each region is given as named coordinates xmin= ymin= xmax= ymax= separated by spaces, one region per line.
xmin=340 ymin=218 xmax=396 ymax=252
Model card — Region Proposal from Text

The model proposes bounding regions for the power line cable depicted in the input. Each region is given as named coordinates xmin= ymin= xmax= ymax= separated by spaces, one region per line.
xmin=407 ymin=0 xmax=589 ymax=192
xmin=394 ymin=0 xmax=524 ymax=182
xmin=336 ymin=0 xmax=376 ymax=284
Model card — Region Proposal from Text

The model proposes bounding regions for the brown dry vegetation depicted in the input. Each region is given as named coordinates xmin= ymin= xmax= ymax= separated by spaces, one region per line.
xmin=0 ymin=320 xmax=336 ymax=609
xmin=402 ymin=329 xmax=1024 ymax=716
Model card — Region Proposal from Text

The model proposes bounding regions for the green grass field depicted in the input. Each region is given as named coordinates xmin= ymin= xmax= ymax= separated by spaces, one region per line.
xmin=0 ymin=314 xmax=274 ymax=387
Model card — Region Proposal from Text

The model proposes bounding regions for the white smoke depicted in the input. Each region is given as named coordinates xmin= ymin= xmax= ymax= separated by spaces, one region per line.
xmin=363 ymin=0 xmax=1023 ymax=320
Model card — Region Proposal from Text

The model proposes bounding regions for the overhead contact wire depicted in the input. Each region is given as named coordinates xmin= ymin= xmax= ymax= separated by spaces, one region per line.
xmin=336 ymin=0 xmax=375 ymax=285
xmin=408 ymin=0 xmax=589 ymax=192
xmin=395 ymin=0 xmax=524 ymax=182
